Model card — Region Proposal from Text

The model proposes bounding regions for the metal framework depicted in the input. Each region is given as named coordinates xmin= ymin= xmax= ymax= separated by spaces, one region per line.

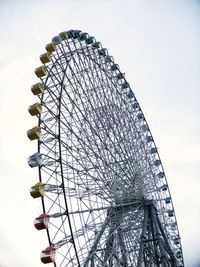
xmin=28 ymin=29 xmax=184 ymax=267
xmin=137 ymin=200 xmax=177 ymax=266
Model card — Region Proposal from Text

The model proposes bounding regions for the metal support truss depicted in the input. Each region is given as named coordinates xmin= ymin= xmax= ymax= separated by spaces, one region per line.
xmin=117 ymin=227 xmax=128 ymax=267
xmin=103 ymin=225 xmax=115 ymax=266
xmin=137 ymin=200 xmax=178 ymax=267
xmin=83 ymin=214 xmax=111 ymax=267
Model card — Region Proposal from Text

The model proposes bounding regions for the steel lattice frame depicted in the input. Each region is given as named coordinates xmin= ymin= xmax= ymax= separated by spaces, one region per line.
xmin=29 ymin=29 xmax=184 ymax=267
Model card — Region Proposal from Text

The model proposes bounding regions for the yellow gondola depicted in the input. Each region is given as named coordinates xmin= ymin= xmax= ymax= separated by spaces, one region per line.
xmin=30 ymin=182 xmax=46 ymax=198
xmin=35 ymin=66 xmax=47 ymax=78
xmin=40 ymin=52 xmax=51 ymax=64
xmin=31 ymin=82 xmax=44 ymax=95
xmin=27 ymin=126 xmax=41 ymax=140
xmin=59 ymin=31 xmax=69 ymax=40
xmin=45 ymin=43 xmax=57 ymax=53
xmin=28 ymin=103 xmax=42 ymax=116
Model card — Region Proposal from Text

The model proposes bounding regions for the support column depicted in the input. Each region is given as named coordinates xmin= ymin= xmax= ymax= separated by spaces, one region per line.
xmin=103 ymin=225 xmax=115 ymax=266
xmin=149 ymin=203 xmax=169 ymax=267
xmin=137 ymin=206 xmax=148 ymax=267
xmin=137 ymin=200 xmax=178 ymax=267
xmin=83 ymin=215 xmax=111 ymax=267
xmin=117 ymin=227 xmax=128 ymax=267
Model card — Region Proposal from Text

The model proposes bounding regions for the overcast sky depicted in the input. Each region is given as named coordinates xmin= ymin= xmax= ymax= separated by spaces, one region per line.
xmin=0 ymin=0 xmax=199 ymax=266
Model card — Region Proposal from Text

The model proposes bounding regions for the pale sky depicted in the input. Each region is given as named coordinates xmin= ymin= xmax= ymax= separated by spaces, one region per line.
xmin=0 ymin=0 xmax=199 ymax=266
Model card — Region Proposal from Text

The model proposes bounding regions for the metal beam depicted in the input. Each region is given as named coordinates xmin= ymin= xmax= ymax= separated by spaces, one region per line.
xmin=83 ymin=214 xmax=110 ymax=267
xmin=149 ymin=202 xmax=172 ymax=267
xmin=103 ymin=226 xmax=115 ymax=266
xmin=136 ymin=200 xmax=178 ymax=267
xmin=137 ymin=206 xmax=148 ymax=267
xmin=117 ymin=227 xmax=128 ymax=267
xmin=157 ymin=219 xmax=177 ymax=264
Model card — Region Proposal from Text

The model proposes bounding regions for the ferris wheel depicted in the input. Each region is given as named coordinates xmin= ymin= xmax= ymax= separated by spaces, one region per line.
xmin=27 ymin=29 xmax=184 ymax=267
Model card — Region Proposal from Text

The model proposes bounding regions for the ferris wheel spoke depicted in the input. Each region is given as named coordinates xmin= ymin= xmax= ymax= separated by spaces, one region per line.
xmin=50 ymin=216 xmax=69 ymax=244
xmin=66 ymin=49 xmax=132 ymax=158
xmin=45 ymin=192 xmax=64 ymax=213
xmin=62 ymin=99 xmax=133 ymax=189
xmin=83 ymin=81 xmax=143 ymax=195
xmin=57 ymin=112 xmax=135 ymax=200
xmin=57 ymin=118 xmax=115 ymax=194
xmin=71 ymin=47 xmax=138 ymax=182
xmin=84 ymin=51 xmax=138 ymax=160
